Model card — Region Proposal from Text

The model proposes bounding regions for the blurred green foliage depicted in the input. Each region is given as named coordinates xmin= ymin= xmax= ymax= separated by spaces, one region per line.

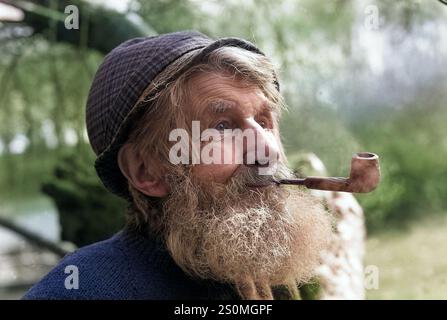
xmin=41 ymin=146 xmax=126 ymax=247
xmin=352 ymin=92 xmax=447 ymax=231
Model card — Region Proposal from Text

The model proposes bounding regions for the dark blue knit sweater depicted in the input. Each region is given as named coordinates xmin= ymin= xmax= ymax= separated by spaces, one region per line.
xmin=23 ymin=229 xmax=239 ymax=300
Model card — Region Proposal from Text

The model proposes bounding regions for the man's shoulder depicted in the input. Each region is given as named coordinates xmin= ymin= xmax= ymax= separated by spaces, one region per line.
xmin=22 ymin=230 xmax=237 ymax=300
xmin=23 ymin=233 xmax=136 ymax=299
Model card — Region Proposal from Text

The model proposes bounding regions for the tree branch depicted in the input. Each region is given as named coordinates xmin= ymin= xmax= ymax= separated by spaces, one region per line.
xmin=0 ymin=215 xmax=70 ymax=257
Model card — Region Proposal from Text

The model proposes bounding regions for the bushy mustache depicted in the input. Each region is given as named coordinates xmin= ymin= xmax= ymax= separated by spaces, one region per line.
xmin=230 ymin=162 xmax=295 ymax=189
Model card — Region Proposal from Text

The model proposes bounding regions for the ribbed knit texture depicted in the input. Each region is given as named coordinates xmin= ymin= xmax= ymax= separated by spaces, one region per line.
xmin=23 ymin=229 xmax=239 ymax=300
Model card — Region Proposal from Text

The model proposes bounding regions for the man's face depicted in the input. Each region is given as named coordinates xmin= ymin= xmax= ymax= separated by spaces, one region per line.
xmin=186 ymin=73 xmax=282 ymax=183
xmin=156 ymin=72 xmax=333 ymax=299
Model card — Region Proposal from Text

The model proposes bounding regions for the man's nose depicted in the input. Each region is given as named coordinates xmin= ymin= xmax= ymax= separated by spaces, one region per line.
xmin=242 ymin=118 xmax=279 ymax=167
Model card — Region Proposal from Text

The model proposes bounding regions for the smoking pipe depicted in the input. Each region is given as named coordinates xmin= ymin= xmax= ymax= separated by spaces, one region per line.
xmin=276 ymin=152 xmax=380 ymax=193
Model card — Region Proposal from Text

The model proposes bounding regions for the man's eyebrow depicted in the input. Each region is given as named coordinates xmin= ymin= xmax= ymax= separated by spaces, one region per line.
xmin=207 ymin=100 xmax=236 ymax=114
xmin=205 ymin=99 xmax=278 ymax=115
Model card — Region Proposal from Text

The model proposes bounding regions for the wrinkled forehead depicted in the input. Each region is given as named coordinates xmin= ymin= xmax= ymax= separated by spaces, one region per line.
xmin=186 ymin=72 xmax=279 ymax=118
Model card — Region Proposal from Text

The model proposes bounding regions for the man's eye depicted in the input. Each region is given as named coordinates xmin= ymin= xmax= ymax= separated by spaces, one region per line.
xmin=256 ymin=117 xmax=271 ymax=129
xmin=214 ymin=120 xmax=232 ymax=131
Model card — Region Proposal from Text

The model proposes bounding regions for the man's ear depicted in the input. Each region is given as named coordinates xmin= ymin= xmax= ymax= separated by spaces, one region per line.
xmin=117 ymin=144 xmax=169 ymax=197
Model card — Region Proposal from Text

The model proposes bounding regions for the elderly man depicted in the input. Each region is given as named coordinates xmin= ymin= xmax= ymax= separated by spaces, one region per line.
xmin=24 ymin=31 xmax=332 ymax=300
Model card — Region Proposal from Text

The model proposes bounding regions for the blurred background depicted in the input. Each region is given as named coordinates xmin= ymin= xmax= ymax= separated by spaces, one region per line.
xmin=0 ymin=0 xmax=446 ymax=299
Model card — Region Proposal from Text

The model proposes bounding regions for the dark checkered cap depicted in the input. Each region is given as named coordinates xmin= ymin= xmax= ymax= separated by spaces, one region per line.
xmin=86 ymin=30 xmax=277 ymax=199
